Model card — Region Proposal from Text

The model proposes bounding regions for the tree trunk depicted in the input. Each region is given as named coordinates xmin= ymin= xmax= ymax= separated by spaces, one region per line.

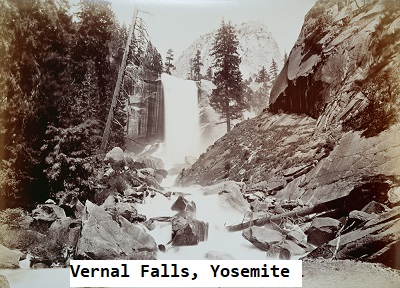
xmin=226 ymin=100 xmax=231 ymax=132
xmin=226 ymin=197 xmax=346 ymax=232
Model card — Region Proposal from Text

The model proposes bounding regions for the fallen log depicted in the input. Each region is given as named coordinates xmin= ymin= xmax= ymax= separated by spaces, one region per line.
xmin=226 ymin=197 xmax=345 ymax=232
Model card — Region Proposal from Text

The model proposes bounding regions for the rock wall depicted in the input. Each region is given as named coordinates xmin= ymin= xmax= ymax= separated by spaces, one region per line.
xmin=270 ymin=0 xmax=400 ymax=133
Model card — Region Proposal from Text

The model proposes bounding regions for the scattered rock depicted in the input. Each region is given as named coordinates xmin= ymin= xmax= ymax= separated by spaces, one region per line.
xmin=307 ymin=207 xmax=400 ymax=269
xmin=45 ymin=199 xmax=56 ymax=205
xmin=279 ymin=240 xmax=307 ymax=257
xmin=361 ymin=201 xmax=389 ymax=214
xmin=136 ymin=155 xmax=165 ymax=170
xmin=59 ymin=192 xmax=84 ymax=218
xmin=307 ymin=217 xmax=341 ymax=246
xmin=104 ymin=147 xmax=125 ymax=165
xmin=171 ymin=196 xmax=197 ymax=213
xmin=242 ymin=226 xmax=285 ymax=251
xmin=48 ymin=217 xmax=81 ymax=248
xmin=267 ymin=244 xmax=291 ymax=260
xmin=348 ymin=210 xmax=377 ymax=223
xmin=32 ymin=204 xmax=66 ymax=222
xmin=144 ymin=219 xmax=156 ymax=231
xmin=76 ymin=201 xmax=157 ymax=260
xmin=0 ymin=244 xmax=21 ymax=268
xmin=171 ymin=212 xmax=208 ymax=246
xmin=31 ymin=262 xmax=49 ymax=269
xmin=387 ymin=186 xmax=400 ymax=207
xmin=0 ymin=275 xmax=10 ymax=288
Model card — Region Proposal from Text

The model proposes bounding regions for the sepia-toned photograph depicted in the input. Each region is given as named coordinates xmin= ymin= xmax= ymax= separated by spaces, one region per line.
xmin=0 ymin=0 xmax=399 ymax=287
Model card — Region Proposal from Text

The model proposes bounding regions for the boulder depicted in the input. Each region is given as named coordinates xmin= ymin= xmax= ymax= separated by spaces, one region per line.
xmin=48 ymin=217 xmax=81 ymax=248
xmin=361 ymin=201 xmax=389 ymax=214
xmin=217 ymin=183 xmax=250 ymax=213
xmin=32 ymin=204 xmax=66 ymax=222
xmin=242 ymin=226 xmax=285 ymax=251
xmin=307 ymin=207 xmax=400 ymax=269
xmin=59 ymin=192 xmax=84 ymax=218
xmin=267 ymin=244 xmax=291 ymax=260
xmin=0 ymin=244 xmax=20 ymax=268
xmin=387 ymin=186 xmax=400 ymax=207
xmin=348 ymin=210 xmax=377 ymax=223
xmin=171 ymin=212 xmax=208 ymax=246
xmin=136 ymin=155 xmax=165 ymax=170
xmin=76 ymin=201 xmax=157 ymax=260
xmin=307 ymin=217 xmax=341 ymax=246
xmin=171 ymin=196 xmax=197 ymax=213
xmin=0 ymin=275 xmax=10 ymax=288
xmin=104 ymin=147 xmax=125 ymax=165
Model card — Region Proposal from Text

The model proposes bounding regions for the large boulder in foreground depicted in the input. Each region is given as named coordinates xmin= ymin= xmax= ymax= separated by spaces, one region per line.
xmin=242 ymin=226 xmax=285 ymax=251
xmin=0 ymin=244 xmax=20 ymax=269
xmin=171 ymin=212 xmax=208 ymax=246
xmin=307 ymin=217 xmax=341 ymax=246
xmin=76 ymin=201 xmax=157 ymax=260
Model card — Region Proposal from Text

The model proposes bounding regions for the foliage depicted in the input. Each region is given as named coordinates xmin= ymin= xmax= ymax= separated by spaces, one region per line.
xmin=0 ymin=0 xmax=128 ymax=208
xmin=188 ymin=50 xmax=203 ymax=81
xmin=0 ymin=208 xmax=28 ymax=229
xmin=256 ymin=66 xmax=270 ymax=83
xmin=210 ymin=20 xmax=245 ymax=132
xmin=41 ymin=119 xmax=102 ymax=196
xmin=164 ymin=48 xmax=175 ymax=74
xmin=269 ymin=59 xmax=279 ymax=85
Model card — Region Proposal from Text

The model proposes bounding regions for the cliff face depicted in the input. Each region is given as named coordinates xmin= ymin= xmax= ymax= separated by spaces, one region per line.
xmin=173 ymin=21 xmax=282 ymax=80
xmin=270 ymin=0 xmax=399 ymax=134
xmin=177 ymin=0 xmax=400 ymax=206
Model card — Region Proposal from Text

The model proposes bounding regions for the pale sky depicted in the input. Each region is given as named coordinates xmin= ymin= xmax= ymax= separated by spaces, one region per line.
xmin=101 ymin=0 xmax=315 ymax=61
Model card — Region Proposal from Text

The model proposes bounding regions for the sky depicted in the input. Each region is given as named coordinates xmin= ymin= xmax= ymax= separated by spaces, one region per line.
xmin=99 ymin=0 xmax=315 ymax=61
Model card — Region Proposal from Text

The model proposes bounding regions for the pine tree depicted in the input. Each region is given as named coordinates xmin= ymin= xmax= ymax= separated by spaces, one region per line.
xmin=269 ymin=59 xmax=279 ymax=84
xmin=283 ymin=51 xmax=289 ymax=64
xmin=210 ymin=20 xmax=244 ymax=132
xmin=205 ymin=66 xmax=213 ymax=80
xmin=192 ymin=50 xmax=203 ymax=81
xmin=164 ymin=48 xmax=175 ymax=74
xmin=256 ymin=66 xmax=270 ymax=83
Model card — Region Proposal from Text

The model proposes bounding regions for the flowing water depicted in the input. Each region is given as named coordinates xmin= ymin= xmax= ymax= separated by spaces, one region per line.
xmin=158 ymin=73 xmax=201 ymax=168
xmin=0 ymin=74 xmax=267 ymax=287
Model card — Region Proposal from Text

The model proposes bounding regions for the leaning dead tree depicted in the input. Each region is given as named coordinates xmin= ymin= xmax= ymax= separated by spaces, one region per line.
xmin=100 ymin=6 xmax=138 ymax=152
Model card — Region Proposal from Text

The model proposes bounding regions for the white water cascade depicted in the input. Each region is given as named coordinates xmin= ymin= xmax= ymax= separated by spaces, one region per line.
xmin=160 ymin=73 xmax=201 ymax=168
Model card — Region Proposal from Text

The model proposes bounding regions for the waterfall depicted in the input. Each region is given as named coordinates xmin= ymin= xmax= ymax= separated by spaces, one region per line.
xmin=160 ymin=73 xmax=200 ymax=167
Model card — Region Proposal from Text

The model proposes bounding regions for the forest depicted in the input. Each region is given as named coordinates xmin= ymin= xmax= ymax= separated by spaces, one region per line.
xmin=0 ymin=0 xmax=163 ymax=209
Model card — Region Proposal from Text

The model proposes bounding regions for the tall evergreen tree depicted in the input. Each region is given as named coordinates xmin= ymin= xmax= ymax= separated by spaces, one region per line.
xmin=192 ymin=49 xmax=203 ymax=81
xmin=210 ymin=20 xmax=244 ymax=132
xmin=269 ymin=59 xmax=279 ymax=84
xmin=256 ymin=66 xmax=270 ymax=83
xmin=164 ymin=48 xmax=175 ymax=74
xmin=205 ymin=66 xmax=213 ymax=80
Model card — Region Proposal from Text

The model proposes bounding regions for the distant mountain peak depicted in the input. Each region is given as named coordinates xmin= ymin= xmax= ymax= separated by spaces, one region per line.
xmin=173 ymin=21 xmax=282 ymax=80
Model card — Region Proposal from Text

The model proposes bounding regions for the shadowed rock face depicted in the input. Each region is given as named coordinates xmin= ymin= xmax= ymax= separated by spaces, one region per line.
xmin=270 ymin=0 xmax=400 ymax=134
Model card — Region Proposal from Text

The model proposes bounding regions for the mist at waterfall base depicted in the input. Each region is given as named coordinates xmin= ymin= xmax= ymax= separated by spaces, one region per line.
xmin=153 ymin=73 xmax=201 ymax=169
xmin=141 ymin=74 xmax=267 ymax=260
